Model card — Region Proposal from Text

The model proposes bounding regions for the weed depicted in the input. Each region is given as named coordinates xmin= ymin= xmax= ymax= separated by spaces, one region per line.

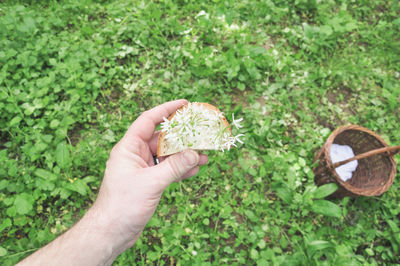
xmin=0 ymin=0 xmax=399 ymax=265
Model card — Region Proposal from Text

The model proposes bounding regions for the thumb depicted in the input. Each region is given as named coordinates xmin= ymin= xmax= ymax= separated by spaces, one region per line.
xmin=152 ymin=150 xmax=199 ymax=189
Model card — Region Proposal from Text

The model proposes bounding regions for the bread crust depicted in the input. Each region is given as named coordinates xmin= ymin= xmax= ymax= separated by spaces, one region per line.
xmin=156 ymin=102 xmax=230 ymax=157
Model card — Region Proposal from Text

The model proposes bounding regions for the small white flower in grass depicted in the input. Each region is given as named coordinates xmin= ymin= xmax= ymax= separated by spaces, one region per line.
xmin=226 ymin=23 xmax=240 ymax=31
xmin=192 ymin=250 xmax=198 ymax=256
xmin=181 ymin=28 xmax=192 ymax=35
xmin=196 ymin=10 xmax=209 ymax=19
xmin=232 ymin=113 xmax=243 ymax=129
xmin=217 ymin=15 xmax=226 ymax=22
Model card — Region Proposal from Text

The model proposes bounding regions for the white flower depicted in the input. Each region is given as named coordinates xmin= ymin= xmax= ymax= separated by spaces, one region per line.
xmin=161 ymin=117 xmax=171 ymax=132
xmin=181 ymin=28 xmax=192 ymax=35
xmin=160 ymin=102 xmax=244 ymax=152
xmin=196 ymin=10 xmax=209 ymax=19
xmin=232 ymin=113 xmax=243 ymax=129
xmin=234 ymin=134 xmax=244 ymax=144
xmin=227 ymin=23 xmax=240 ymax=30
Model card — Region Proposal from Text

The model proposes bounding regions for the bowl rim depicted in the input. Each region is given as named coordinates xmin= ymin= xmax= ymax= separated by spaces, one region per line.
xmin=323 ymin=125 xmax=396 ymax=196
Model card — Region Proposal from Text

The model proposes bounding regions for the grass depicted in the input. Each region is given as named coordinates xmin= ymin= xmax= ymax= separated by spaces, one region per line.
xmin=0 ymin=0 xmax=399 ymax=264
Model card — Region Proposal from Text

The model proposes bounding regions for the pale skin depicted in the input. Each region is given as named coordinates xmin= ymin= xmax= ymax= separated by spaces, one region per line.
xmin=18 ymin=99 xmax=208 ymax=266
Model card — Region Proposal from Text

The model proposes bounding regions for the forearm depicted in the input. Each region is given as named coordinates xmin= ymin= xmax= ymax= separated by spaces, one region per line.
xmin=16 ymin=100 xmax=203 ymax=265
xmin=17 ymin=207 xmax=135 ymax=266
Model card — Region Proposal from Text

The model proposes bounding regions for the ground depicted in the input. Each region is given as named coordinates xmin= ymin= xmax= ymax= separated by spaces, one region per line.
xmin=0 ymin=0 xmax=399 ymax=265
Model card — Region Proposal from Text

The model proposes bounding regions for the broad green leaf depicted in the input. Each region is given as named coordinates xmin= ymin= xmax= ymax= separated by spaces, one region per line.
xmin=14 ymin=193 xmax=33 ymax=215
xmin=22 ymin=103 xmax=35 ymax=115
xmin=6 ymin=206 xmax=17 ymax=217
xmin=35 ymin=169 xmax=57 ymax=181
xmin=279 ymin=237 xmax=289 ymax=249
xmin=67 ymin=180 xmax=88 ymax=196
xmin=257 ymin=239 xmax=266 ymax=249
xmin=320 ymin=128 xmax=331 ymax=137
xmin=42 ymin=134 xmax=53 ymax=143
xmin=224 ymin=246 xmax=234 ymax=254
xmin=9 ymin=116 xmax=22 ymax=126
xmin=0 ymin=246 xmax=7 ymax=257
xmin=0 ymin=180 xmax=9 ymax=190
xmin=298 ymin=157 xmax=306 ymax=167
xmin=58 ymin=188 xmax=71 ymax=199
xmin=82 ymin=176 xmax=97 ymax=183
xmin=319 ymin=25 xmax=333 ymax=36
xmin=387 ymin=220 xmax=398 ymax=232
xmin=56 ymin=142 xmax=70 ymax=169
xmin=311 ymin=200 xmax=342 ymax=218
xmin=259 ymin=166 xmax=267 ymax=177
xmin=250 ymin=249 xmax=259 ymax=260
xmin=365 ymin=248 xmax=374 ymax=256
xmin=303 ymin=23 xmax=314 ymax=39
xmin=345 ymin=22 xmax=357 ymax=31
xmin=248 ymin=168 xmax=257 ymax=177
xmin=272 ymin=182 xmax=293 ymax=204
xmin=35 ymin=179 xmax=55 ymax=191
xmin=34 ymin=141 xmax=47 ymax=153
xmin=313 ymin=183 xmax=338 ymax=199
xmin=50 ymin=119 xmax=60 ymax=129
xmin=244 ymin=210 xmax=258 ymax=222
xmin=3 ymin=197 xmax=13 ymax=206
xmin=49 ymin=58 xmax=57 ymax=65
xmin=0 ymin=218 xmax=12 ymax=233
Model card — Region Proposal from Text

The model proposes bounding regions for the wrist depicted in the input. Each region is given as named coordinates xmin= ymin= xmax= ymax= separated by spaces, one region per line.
xmin=83 ymin=203 xmax=142 ymax=260
xmin=18 ymin=206 xmax=124 ymax=266
xmin=69 ymin=208 xmax=117 ymax=265
xmin=80 ymin=207 xmax=122 ymax=263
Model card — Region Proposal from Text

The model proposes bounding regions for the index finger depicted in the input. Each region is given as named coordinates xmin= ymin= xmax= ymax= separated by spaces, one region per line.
xmin=124 ymin=99 xmax=188 ymax=142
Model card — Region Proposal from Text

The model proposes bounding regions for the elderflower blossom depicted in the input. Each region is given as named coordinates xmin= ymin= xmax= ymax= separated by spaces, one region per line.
xmin=160 ymin=102 xmax=244 ymax=152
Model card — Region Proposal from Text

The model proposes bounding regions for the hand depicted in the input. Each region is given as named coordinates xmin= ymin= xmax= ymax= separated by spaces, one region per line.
xmin=18 ymin=100 xmax=208 ymax=266
xmin=89 ymin=99 xmax=209 ymax=257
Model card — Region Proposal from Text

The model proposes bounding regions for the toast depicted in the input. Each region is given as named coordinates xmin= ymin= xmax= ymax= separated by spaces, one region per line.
xmin=157 ymin=102 xmax=240 ymax=156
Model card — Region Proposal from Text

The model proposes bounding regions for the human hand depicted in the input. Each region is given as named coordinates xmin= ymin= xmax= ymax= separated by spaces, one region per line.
xmin=88 ymin=99 xmax=208 ymax=258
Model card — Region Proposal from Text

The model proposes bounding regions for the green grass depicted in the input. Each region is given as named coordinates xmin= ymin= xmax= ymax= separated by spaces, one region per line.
xmin=1 ymin=0 xmax=399 ymax=264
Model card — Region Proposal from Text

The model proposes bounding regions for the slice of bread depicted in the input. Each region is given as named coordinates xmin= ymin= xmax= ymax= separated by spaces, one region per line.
xmin=157 ymin=102 xmax=231 ymax=156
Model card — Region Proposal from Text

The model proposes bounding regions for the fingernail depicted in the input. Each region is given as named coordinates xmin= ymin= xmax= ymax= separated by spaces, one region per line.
xmin=182 ymin=150 xmax=198 ymax=166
